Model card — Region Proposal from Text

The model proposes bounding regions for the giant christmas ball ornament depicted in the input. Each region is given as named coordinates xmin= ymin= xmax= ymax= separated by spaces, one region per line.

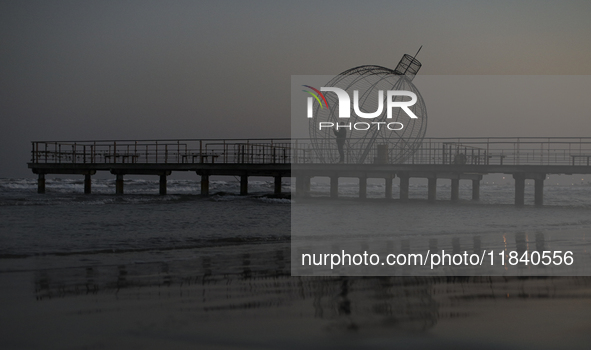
xmin=309 ymin=54 xmax=427 ymax=164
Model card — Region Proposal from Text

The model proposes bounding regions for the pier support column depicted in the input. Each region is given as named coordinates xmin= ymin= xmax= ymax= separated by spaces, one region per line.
xmin=451 ymin=178 xmax=459 ymax=202
xmin=359 ymin=177 xmax=367 ymax=199
xmin=274 ymin=176 xmax=282 ymax=195
xmin=399 ymin=173 xmax=409 ymax=201
xmin=84 ymin=174 xmax=92 ymax=194
xmin=385 ymin=176 xmax=393 ymax=199
xmin=240 ymin=174 xmax=248 ymax=196
xmin=428 ymin=177 xmax=437 ymax=202
xmin=330 ymin=176 xmax=339 ymax=198
xmin=115 ymin=174 xmax=124 ymax=195
xmin=200 ymin=173 xmax=209 ymax=197
xmin=513 ymin=174 xmax=525 ymax=206
xmin=472 ymin=179 xmax=480 ymax=201
xmin=296 ymin=176 xmax=310 ymax=197
xmin=159 ymin=174 xmax=167 ymax=195
xmin=295 ymin=176 xmax=303 ymax=197
xmin=534 ymin=178 xmax=544 ymax=206
xmin=37 ymin=173 xmax=45 ymax=194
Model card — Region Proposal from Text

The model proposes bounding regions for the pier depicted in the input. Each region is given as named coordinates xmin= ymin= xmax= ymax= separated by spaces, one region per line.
xmin=28 ymin=137 xmax=591 ymax=205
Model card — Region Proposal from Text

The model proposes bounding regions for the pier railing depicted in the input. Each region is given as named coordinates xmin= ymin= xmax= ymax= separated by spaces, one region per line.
xmin=30 ymin=139 xmax=292 ymax=165
xmin=30 ymin=137 xmax=591 ymax=166
xmin=292 ymin=137 xmax=591 ymax=166
xmin=406 ymin=137 xmax=591 ymax=166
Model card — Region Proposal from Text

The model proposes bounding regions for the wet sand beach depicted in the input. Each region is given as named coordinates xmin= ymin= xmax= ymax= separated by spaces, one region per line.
xmin=2 ymin=242 xmax=591 ymax=349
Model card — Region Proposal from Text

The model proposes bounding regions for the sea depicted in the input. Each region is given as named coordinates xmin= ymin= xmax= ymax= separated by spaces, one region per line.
xmin=1 ymin=177 xmax=591 ymax=348
xmin=0 ymin=177 xmax=591 ymax=273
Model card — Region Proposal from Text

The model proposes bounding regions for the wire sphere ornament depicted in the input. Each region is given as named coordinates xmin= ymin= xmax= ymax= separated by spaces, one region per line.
xmin=308 ymin=54 xmax=427 ymax=164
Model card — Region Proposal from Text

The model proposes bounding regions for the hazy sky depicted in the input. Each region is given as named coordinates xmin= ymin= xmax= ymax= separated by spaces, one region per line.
xmin=1 ymin=0 xmax=591 ymax=177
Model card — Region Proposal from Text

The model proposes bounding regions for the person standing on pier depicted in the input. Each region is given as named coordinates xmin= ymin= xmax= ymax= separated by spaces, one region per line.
xmin=334 ymin=127 xmax=347 ymax=163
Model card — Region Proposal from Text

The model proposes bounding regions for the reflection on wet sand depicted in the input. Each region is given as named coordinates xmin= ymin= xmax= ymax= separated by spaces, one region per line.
xmin=31 ymin=244 xmax=591 ymax=337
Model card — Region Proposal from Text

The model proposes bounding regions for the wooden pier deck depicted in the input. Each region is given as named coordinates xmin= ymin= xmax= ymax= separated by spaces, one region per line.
xmin=28 ymin=137 xmax=591 ymax=205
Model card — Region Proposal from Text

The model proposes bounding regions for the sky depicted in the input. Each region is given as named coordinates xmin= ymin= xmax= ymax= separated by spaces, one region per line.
xmin=1 ymin=0 xmax=591 ymax=178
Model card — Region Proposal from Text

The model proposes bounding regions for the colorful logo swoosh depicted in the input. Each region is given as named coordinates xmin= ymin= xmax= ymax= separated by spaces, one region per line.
xmin=302 ymin=85 xmax=329 ymax=109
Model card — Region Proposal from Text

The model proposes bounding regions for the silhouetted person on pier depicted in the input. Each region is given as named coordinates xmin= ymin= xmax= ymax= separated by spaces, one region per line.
xmin=454 ymin=152 xmax=466 ymax=165
xmin=334 ymin=127 xmax=347 ymax=163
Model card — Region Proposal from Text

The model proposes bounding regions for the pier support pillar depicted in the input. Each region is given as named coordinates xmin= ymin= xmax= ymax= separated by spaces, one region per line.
xmin=451 ymin=178 xmax=459 ymax=202
xmin=295 ymin=176 xmax=303 ymax=197
xmin=472 ymin=179 xmax=480 ymax=201
xmin=385 ymin=176 xmax=393 ymax=199
xmin=359 ymin=177 xmax=367 ymax=199
xmin=159 ymin=174 xmax=167 ymax=195
xmin=330 ymin=176 xmax=339 ymax=198
xmin=513 ymin=174 xmax=525 ymax=206
xmin=399 ymin=173 xmax=409 ymax=201
xmin=274 ymin=176 xmax=282 ymax=195
xmin=240 ymin=174 xmax=248 ymax=196
xmin=296 ymin=176 xmax=310 ymax=197
xmin=428 ymin=177 xmax=437 ymax=202
xmin=37 ymin=173 xmax=45 ymax=194
xmin=200 ymin=174 xmax=209 ymax=197
xmin=534 ymin=178 xmax=544 ymax=206
xmin=84 ymin=174 xmax=92 ymax=194
xmin=115 ymin=174 xmax=124 ymax=195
